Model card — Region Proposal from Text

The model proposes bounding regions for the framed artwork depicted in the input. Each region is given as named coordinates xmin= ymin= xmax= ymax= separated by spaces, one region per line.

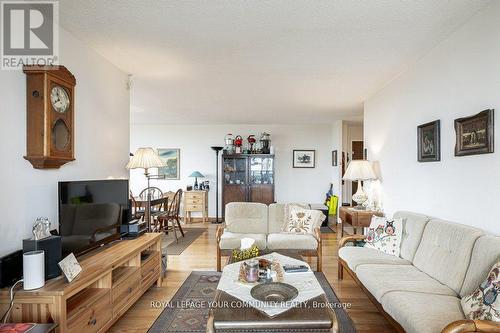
xmin=417 ymin=120 xmax=441 ymax=162
xmin=455 ymin=109 xmax=494 ymax=156
xmin=293 ymin=150 xmax=315 ymax=168
xmin=332 ymin=150 xmax=338 ymax=166
xmin=157 ymin=148 xmax=180 ymax=179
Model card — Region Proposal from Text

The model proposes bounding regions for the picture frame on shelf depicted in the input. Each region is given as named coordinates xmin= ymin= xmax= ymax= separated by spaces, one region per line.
xmin=157 ymin=148 xmax=180 ymax=179
xmin=293 ymin=150 xmax=315 ymax=168
xmin=454 ymin=109 xmax=494 ymax=156
xmin=58 ymin=253 xmax=82 ymax=283
xmin=417 ymin=120 xmax=441 ymax=162
xmin=332 ymin=150 xmax=338 ymax=166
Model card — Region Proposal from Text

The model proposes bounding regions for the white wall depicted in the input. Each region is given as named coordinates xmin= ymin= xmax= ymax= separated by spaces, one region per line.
xmin=130 ymin=124 xmax=337 ymax=217
xmin=0 ymin=29 xmax=130 ymax=256
xmin=364 ymin=2 xmax=500 ymax=234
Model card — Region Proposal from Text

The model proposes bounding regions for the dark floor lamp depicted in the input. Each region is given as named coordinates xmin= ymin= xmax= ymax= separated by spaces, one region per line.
xmin=210 ymin=146 xmax=223 ymax=224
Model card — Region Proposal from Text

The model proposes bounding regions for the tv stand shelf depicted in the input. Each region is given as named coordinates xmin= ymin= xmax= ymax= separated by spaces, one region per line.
xmin=0 ymin=233 xmax=162 ymax=333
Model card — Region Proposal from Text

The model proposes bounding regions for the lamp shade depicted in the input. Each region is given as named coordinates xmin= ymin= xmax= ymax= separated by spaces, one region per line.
xmin=189 ymin=171 xmax=205 ymax=178
xmin=126 ymin=147 xmax=166 ymax=170
xmin=343 ymin=160 xmax=376 ymax=181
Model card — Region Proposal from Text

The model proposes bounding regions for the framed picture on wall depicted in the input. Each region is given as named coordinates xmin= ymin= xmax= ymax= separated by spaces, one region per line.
xmin=417 ymin=120 xmax=440 ymax=162
xmin=332 ymin=150 xmax=338 ymax=166
xmin=454 ymin=109 xmax=494 ymax=156
xmin=157 ymin=148 xmax=180 ymax=179
xmin=293 ymin=150 xmax=315 ymax=168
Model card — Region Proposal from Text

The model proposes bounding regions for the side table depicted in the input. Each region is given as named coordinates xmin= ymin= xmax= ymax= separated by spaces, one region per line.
xmin=339 ymin=206 xmax=383 ymax=237
xmin=184 ymin=190 xmax=208 ymax=223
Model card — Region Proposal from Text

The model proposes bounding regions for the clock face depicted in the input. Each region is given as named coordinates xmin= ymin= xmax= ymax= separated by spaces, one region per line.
xmin=50 ymin=86 xmax=70 ymax=113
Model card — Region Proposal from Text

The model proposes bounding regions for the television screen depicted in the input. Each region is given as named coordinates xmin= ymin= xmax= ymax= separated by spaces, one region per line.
xmin=58 ymin=179 xmax=130 ymax=256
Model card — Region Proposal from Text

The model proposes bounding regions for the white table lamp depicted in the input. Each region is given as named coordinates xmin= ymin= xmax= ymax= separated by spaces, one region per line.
xmin=343 ymin=160 xmax=377 ymax=210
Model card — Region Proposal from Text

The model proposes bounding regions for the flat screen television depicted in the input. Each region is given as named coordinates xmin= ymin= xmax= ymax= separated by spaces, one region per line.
xmin=58 ymin=179 xmax=131 ymax=256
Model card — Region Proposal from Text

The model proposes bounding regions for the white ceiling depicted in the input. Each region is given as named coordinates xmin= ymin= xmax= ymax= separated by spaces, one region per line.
xmin=59 ymin=0 xmax=491 ymax=124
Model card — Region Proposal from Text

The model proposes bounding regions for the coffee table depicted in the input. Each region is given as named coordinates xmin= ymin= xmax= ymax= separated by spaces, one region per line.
xmin=207 ymin=252 xmax=339 ymax=333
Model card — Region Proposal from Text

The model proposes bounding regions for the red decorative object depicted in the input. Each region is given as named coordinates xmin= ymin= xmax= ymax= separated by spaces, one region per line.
xmin=234 ymin=135 xmax=243 ymax=147
xmin=0 ymin=323 xmax=35 ymax=333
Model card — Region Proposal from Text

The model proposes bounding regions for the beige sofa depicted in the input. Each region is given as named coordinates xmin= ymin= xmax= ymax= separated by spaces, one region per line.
xmin=338 ymin=211 xmax=500 ymax=333
xmin=216 ymin=202 xmax=322 ymax=271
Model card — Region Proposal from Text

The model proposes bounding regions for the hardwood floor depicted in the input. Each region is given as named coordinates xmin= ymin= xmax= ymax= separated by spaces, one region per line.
xmin=108 ymin=223 xmax=396 ymax=333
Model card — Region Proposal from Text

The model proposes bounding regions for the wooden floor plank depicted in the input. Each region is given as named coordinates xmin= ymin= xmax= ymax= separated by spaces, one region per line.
xmin=108 ymin=223 xmax=396 ymax=333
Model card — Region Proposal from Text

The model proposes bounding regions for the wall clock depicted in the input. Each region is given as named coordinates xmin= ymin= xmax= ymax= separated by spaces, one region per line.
xmin=23 ymin=65 xmax=76 ymax=169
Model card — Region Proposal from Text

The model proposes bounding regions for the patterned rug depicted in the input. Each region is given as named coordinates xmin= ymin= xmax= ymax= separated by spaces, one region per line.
xmin=148 ymin=271 xmax=356 ymax=333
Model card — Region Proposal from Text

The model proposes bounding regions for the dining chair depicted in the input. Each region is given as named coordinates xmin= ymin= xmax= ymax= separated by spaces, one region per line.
xmin=157 ymin=189 xmax=184 ymax=241
xmin=139 ymin=187 xmax=163 ymax=200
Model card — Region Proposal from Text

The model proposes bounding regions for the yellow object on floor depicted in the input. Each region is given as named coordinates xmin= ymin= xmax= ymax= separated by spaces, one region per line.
xmin=327 ymin=195 xmax=338 ymax=215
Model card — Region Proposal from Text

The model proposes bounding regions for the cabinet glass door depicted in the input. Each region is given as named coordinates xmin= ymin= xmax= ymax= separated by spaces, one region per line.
xmin=223 ymin=157 xmax=247 ymax=185
xmin=250 ymin=157 xmax=274 ymax=185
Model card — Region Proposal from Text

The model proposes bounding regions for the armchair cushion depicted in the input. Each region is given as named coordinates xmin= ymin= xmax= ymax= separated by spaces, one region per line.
xmin=267 ymin=233 xmax=317 ymax=250
xmin=356 ymin=264 xmax=457 ymax=302
xmin=381 ymin=291 xmax=465 ymax=333
xmin=339 ymin=246 xmax=411 ymax=272
xmin=219 ymin=231 xmax=267 ymax=250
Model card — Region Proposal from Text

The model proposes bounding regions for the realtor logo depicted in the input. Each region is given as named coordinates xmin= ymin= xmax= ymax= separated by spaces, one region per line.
xmin=1 ymin=0 xmax=59 ymax=69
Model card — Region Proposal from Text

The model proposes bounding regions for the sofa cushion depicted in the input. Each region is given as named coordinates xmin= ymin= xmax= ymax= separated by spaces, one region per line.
xmin=338 ymin=246 xmax=411 ymax=271
xmin=268 ymin=203 xmax=285 ymax=233
xmin=461 ymin=260 xmax=500 ymax=321
xmin=393 ymin=211 xmax=431 ymax=262
xmin=412 ymin=219 xmax=484 ymax=294
xmin=365 ymin=217 xmax=403 ymax=257
xmin=268 ymin=203 xmax=310 ymax=233
xmin=381 ymin=291 xmax=464 ymax=333
xmin=460 ymin=235 xmax=500 ymax=297
xmin=284 ymin=206 xmax=325 ymax=235
xmin=219 ymin=232 xmax=267 ymax=250
xmin=267 ymin=233 xmax=317 ymax=250
xmin=356 ymin=264 xmax=457 ymax=302
xmin=224 ymin=202 xmax=268 ymax=234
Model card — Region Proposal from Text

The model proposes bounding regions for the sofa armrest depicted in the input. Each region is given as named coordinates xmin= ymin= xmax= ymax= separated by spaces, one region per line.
xmin=338 ymin=235 xmax=366 ymax=248
xmin=442 ymin=320 xmax=500 ymax=333
xmin=313 ymin=227 xmax=321 ymax=243
xmin=216 ymin=225 xmax=225 ymax=244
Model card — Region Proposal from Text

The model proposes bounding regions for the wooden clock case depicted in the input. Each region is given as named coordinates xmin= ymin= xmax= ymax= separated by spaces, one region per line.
xmin=23 ymin=65 xmax=76 ymax=169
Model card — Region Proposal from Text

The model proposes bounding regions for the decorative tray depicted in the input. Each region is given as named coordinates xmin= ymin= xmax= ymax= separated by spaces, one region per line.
xmin=238 ymin=259 xmax=284 ymax=285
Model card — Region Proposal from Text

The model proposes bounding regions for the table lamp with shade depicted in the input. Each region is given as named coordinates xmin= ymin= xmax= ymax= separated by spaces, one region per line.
xmin=189 ymin=171 xmax=205 ymax=189
xmin=126 ymin=147 xmax=166 ymax=231
xmin=343 ymin=160 xmax=377 ymax=210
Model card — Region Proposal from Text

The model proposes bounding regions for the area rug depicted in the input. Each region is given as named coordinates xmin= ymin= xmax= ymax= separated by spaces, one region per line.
xmin=163 ymin=228 xmax=207 ymax=255
xmin=148 ymin=271 xmax=356 ymax=333
xmin=321 ymin=226 xmax=336 ymax=234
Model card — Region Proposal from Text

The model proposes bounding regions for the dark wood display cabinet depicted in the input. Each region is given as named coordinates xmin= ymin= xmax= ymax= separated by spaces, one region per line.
xmin=222 ymin=154 xmax=275 ymax=215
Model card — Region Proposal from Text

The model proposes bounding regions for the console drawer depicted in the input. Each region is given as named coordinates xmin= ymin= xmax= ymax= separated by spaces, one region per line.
xmin=67 ymin=291 xmax=112 ymax=333
xmin=112 ymin=269 xmax=140 ymax=314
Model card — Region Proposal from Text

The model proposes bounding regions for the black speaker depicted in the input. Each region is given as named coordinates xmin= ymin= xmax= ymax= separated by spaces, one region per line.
xmin=0 ymin=250 xmax=23 ymax=288
xmin=23 ymin=235 xmax=62 ymax=279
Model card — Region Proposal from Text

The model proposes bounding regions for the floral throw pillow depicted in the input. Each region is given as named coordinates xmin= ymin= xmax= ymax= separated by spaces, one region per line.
xmin=285 ymin=206 xmax=325 ymax=235
xmin=364 ymin=216 xmax=403 ymax=257
xmin=461 ymin=261 xmax=500 ymax=322
xmin=280 ymin=203 xmax=309 ymax=232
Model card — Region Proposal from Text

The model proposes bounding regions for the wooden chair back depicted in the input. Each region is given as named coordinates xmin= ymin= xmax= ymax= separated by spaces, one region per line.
xmin=166 ymin=189 xmax=183 ymax=218
xmin=139 ymin=187 xmax=163 ymax=200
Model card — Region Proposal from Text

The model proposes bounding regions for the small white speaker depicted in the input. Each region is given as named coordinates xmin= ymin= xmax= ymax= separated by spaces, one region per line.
xmin=23 ymin=250 xmax=45 ymax=290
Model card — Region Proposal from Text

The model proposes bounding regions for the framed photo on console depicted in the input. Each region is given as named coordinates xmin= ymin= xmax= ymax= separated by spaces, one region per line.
xmin=454 ymin=109 xmax=494 ymax=156
xmin=293 ymin=150 xmax=315 ymax=168
xmin=417 ymin=120 xmax=440 ymax=162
